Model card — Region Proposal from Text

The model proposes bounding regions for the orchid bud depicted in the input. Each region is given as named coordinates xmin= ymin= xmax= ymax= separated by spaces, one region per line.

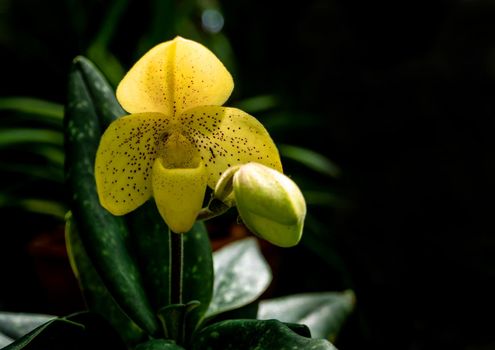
xmin=233 ymin=163 xmax=306 ymax=247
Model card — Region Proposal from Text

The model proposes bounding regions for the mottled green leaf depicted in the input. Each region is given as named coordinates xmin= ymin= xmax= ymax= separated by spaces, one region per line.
xmin=258 ymin=290 xmax=355 ymax=341
xmin=65 ymin=214 xmax=145 ymax=346
xmin=206 ymin=238 xmax=271 ymax=318
xmin=65 ymin=56 xmax=158 ymax=335
xmin=127 ymin=203 xmax=213 ymax=326
xmin=69 ymin=56 xmax=125 ymax=128
xmin=192 ymin=319 xmax=337 ymax=350
xmin=126 ymin=201 xmax=172 ymax=312
xmin=182 ymin=221 xmax=213 ymax=326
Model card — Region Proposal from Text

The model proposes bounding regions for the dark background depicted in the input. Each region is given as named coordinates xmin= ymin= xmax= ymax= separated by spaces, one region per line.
xmin=1 ymin=0 xmax=494 ymax=349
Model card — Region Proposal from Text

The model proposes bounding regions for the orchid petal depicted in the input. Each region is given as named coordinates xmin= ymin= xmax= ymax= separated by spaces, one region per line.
xmin=116 ymin=37 xmax=233 ymax=117
xmin=95 ymin=113 xmax=171 ymax=215
xmin=178 ymin=106 xmax=282 ymax=188
xmin=152 ymin=158 xmax=207 ymax=233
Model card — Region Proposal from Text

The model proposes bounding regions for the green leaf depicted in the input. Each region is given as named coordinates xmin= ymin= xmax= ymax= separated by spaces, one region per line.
xmin=127 ymin=202 xmax=213 ymax=328
xmin=233 ymin=95 xmax=279 ymax=114
xmin=136 ymin=0 xmax=175 ymax=55
xmin=2 ymin=312 xmax=126 ymax=350
xmin=1 ymin=318 xmax=82 ymax=350
xmin=0 ymin=145 xmax=64 ymax=174
xmin=284 ymin=322 xmax=312 ymax=338
xmin=0 ymin=195 xmax=67 ymax=219
xmin=157 ymin=301 xmax=200 ymax=344
xmin=258 ymin=290 xmax=355 ymax=341
xmin=30 ymin=145 xmax=65 ymax=167
xmin=301 ymin=214 xmax=354 ymax=288
xmin=126 ymin=201 xmax=172 ymax=312
xmin=17 ymin=199 xmax=67 ymax=219
xmin=86 ymin=0 xmax=128 ymax=86
xmin=69 ymin=56 xmax=125 ymax=128
xmin=0 ymin=128 xmax=63 ymax=148
xmin=259 ymin=112 xmax=321 ymax=132
xmin=278 ymin=144 xmax=341 ymax=178
xmin=65 ymin=312 xmax=128 ymax=348
xmin=65 ymin=214 xmax=146 ymax=346
xmin=86 ymin=48 xmax=125 ymax=89
xmin=0 ymin=97 xmax=63 ymax=121
xmin=206 ymin=238 xmax=272 ymax=318
xmin=209 ymin=302 xmax=259 ymax=323
xmin=192 ymin=319 xmax=337 ymax=350
xmin=302 ymin=190 xmax=344 ymax=207
xmin=0 ymin=332 xmax=13 ymax=348
xmin=135 ymin=339 xmax=186 ymax=350
xmin=65 ymin=56 xmax=158 ymax=335
xmin=182 ymin=221 xmax=214 ymax=327
xmin=0 ymin=312 xmax=54 ymax=339
xmin=0 ymin=162 xmax=63 ymax=183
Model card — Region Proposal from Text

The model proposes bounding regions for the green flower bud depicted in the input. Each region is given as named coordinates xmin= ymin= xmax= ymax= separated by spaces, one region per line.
xmin=233 ymin=162 xmax=306 ymax=247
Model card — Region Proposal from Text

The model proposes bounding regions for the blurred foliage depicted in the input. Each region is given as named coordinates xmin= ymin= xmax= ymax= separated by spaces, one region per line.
xmin=0 ymin=97 xmax=65 ymax=219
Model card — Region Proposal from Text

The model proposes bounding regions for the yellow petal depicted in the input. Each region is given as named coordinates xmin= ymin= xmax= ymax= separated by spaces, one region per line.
xmin=116 ymin=36 xmax=233 ymax=117
xmin=178 ymin=106 xmax=282 ymax=188
xmin=95 ymin=113 xmax=171 ymax=215
xmin=152 ymin=158 xmax=207 ymax=233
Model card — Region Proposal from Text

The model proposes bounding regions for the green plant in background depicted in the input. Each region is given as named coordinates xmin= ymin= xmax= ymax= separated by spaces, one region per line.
xmin=0 ymin=97 xmax=66 ymax=219
xmin=0 ymin=37 xmax=354 ymax=349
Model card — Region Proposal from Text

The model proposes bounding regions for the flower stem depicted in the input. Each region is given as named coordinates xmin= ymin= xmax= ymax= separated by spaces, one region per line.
xmin=196 ymin=198 xmax=231 ymax=221
xmin=170 ymin=230 xmax=184 ymax=305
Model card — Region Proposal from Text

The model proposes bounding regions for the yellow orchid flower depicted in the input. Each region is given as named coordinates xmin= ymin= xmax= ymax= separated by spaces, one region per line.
xmin=95 ymin=37 xmax=282 ymax=233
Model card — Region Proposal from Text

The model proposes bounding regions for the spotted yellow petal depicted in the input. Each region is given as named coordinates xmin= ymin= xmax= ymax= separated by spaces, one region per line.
xmin=116 ymin=36 xmax=233 ymax=117
xmin=152 ymin=158 xmax=207 ymax=233
xmin=95 ymin=113 xmax=171 ymax=215
xmin=178 ymin=106 xmax=282 ymax=188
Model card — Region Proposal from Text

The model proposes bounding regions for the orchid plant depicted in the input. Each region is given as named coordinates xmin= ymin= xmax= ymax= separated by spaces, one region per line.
xmin=0 ymin=37 xmax=354 ymax=350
